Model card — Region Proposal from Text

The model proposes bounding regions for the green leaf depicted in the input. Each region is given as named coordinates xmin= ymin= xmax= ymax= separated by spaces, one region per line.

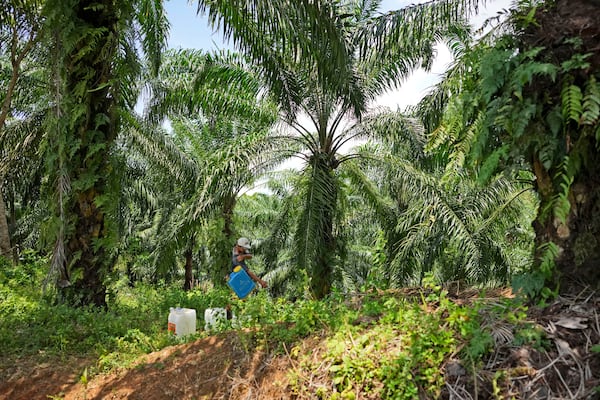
xmin=561 ymin=84 xmax=583 ymax=123
xmin=582 ymin=76 xmax=600 ymax=125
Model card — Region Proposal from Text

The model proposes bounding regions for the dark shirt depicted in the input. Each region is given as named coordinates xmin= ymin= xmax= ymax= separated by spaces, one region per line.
xmin=231 ymin=248 xmax=249 ymax=272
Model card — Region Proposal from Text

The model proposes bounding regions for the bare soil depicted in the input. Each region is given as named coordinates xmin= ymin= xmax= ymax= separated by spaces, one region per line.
xmin=0 ymin=331 xmax=293 ymax=400
xmin=1 ymin=288 xmax=599 ymax=399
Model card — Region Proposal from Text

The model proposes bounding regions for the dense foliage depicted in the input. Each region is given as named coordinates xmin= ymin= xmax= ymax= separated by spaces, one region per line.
xmin=2 ymin=0 xmax=600 ymax=397
xmin=420 ymin=0 xmax=600 ymax=298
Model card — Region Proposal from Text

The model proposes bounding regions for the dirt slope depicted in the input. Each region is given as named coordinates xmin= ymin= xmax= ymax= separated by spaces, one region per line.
xmin=1 ymin=289 xmax=599 ymax=400
xmin=1 ymin=331 xmax=294 ymax=400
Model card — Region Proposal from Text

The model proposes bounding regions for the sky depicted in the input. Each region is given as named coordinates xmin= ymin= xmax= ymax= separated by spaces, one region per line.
xmin=164 ymin=0 xmax=512 ymax=110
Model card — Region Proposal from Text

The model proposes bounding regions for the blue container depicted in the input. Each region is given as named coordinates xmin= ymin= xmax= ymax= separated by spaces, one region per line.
xmin=227 ymin=268 xmax=256 ymax=299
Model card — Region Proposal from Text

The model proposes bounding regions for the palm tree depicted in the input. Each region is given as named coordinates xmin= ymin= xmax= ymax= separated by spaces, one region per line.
xmin=41 ymin=0 xmax=169 ymax=306
xmin=132 ymin=49 xmax=282 ymax=288
xmin=0 ymin=0 xmax=44 ymax=263
xmin=240 ymin=170 xmax=306 ymax=297
xmin=0 ymin=196 xmax=9 ymax=261
xmin=195 ymin=0 xmax=486 ymax=298
xmin=116 ymin=113 xmax=201 ymax=288
xmin=0 ymin=110 xmax=47 ymax=265
xmin=342 ymin=109 xmax=535 ymax=288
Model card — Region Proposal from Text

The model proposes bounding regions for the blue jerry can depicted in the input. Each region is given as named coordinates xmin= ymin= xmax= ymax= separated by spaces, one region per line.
xmin=227 ymin=267 xmax=256 ymax=299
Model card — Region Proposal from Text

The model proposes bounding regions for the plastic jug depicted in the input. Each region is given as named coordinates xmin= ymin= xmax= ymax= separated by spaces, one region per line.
xmin=204 ymin=307 xmax=227 ymax=331
xmin=168 ymin=307 xmax=197 ymax=337
xmin=227 ymin=267 xmax=256 ymax=299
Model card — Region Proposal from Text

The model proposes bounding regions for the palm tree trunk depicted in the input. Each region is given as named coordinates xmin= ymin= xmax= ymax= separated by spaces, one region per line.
xmin=0 ymin=16 xmax=37 ymax=265
xmin=312 ymin=211 xmax=335 ymax=299
xmin=0 ymin=188 xmax=12 ymax=262
xmin=68 ymin=189 xmax=111 ymax=307
xmin=532 ymin=155 xmax=600 ymax=293
xmin=527 ymin=0 xmax=600 ymax=293
xmin=308 ymin=154 xmax=338 ymax=299
xmin=184 ymin=237 xmax=195 ymax=291
xmin=214 ymin=194 xmax=237 ymax=285
xmin=52 ymin=0 xmax=119 ymax=307
xmin=126 ymin=262 xmax=135 ymax=287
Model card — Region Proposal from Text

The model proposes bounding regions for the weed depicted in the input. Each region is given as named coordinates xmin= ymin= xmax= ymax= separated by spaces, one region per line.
xmin=513 ymin=324 xmax=548 ymax=349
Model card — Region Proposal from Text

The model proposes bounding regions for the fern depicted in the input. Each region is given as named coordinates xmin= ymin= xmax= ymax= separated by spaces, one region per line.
xmin=581 ymin=76 xmax=600 ymax=126
xmin=512 ymin=271 xmax=546 ymax=299
xmin=514 ymin=100 xmax=538 ymax=138
xmin=560 ymin=52 xmax=592 ymax=73
xmin=445 ymin=108 xmax=485 ymax=178
xmin=425 ymin=98 xmax=466 ymax=156
xmin=538 ymin=241 xmax=559 ymax=278
xmin=536 ymin=137 xmax=559 ymax=170
xmin=479 ymin=49 xmax=512 ymax=103
xmin=552 ymin=178 xmax=573 ymax=225
xmin=510 ymin=59 xmax=557 ymax=101
xmin=545 ymin=106 xmax=563 ymax=136
xmin=477 ymin=144 xmax=509 ymax=185
xmin=551 ymin=156 xmax=574 ymax=225
xmin=425 ymin=125 xmax=449 ymax=154
xmin=561 ymin=83 xmax=583 ymax=124
xmin=467 ymin=110 xmax=490 ymax=165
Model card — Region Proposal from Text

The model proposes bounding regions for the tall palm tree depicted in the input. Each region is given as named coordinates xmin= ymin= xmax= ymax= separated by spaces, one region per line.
xmin=196 ymin=0 xmax=485 ymax=298
xmin=41 ymin=0 xmax=168 ymax=306
xmin=0 ymin=0 xmax=44 ymax=262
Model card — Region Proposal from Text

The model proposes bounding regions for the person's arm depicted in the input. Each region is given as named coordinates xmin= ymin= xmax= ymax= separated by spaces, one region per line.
xmin=236 ymin=253 xmax=252 ymax=262
xmin=246 ymin=269 xmax=267 ymax=288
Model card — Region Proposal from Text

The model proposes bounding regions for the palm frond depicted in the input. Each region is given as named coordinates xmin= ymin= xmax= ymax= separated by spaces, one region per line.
xmin=145 ymin=49 xmax=276 ymax=126
xmin=359 ymin=0 xmax=486 ymax=57
xmin=136 ymin=0 xmax=170 ymax=77
xmin=343 ymin=109 xmax=426 ymax=161
xmin=342 ymin=157 xmax=397 ymax=225
xmin=386 ymin=157 xmax=533 ymax=285
xmin=0 ymin=109 xmax=46 ymax=179
xmin=121 ymin=113 xmax=201 ymax=189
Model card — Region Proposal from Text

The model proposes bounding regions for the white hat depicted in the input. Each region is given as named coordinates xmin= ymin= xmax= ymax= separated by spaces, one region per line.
xmin=237 ymin=237 xmax=251 ymax=250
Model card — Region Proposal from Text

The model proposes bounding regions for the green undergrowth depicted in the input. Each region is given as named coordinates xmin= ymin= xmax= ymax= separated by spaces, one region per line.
xmin=283 ymin=282 xmax=533 ymax=399
xmin=0 ymin=258 xmax=537 ymax=399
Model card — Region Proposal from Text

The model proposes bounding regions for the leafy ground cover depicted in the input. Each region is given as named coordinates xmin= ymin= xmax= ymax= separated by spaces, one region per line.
xmin=0 ymin=264 xmax=599 ymax=399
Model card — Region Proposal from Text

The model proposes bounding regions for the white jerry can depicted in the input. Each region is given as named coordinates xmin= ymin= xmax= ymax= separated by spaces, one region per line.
xmin=204 ymin=307 xmax=228 ymax=331
xmin=168 ymin=307 xmax=197 ymax=337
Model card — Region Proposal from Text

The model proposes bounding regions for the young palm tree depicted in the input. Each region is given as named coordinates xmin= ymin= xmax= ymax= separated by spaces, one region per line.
xmin=195 ymin=0 xmax=485 ymax=298
xmin=342 ymin=110 xmax=535 ymax=288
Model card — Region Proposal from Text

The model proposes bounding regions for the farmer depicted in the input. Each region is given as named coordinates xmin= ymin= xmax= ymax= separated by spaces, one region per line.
xmin=230 ymin=237 xmax=268 ymax=288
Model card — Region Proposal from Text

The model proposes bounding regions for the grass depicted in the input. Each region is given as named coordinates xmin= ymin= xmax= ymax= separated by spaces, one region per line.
xmin=0 ymin=257 xmax=537 ymax=399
